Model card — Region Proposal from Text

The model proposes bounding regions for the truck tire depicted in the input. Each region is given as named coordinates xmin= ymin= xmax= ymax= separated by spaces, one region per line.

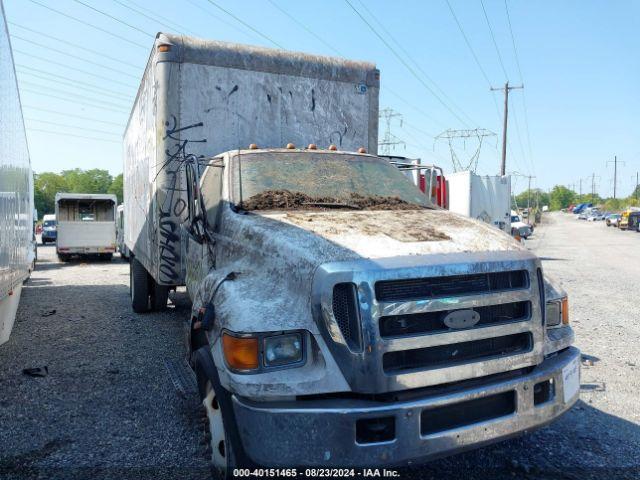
xmin=194 ymin=348 xmax=251 ymax=477
xmin=130 ymin=257 xmax=150 ymax=313
xmin=151 ymin=282 xmax=169 ymax=311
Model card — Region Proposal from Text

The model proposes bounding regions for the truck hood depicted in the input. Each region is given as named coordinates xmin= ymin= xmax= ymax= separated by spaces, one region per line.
xmin=259 ymin=208 xmax=522 ymax=258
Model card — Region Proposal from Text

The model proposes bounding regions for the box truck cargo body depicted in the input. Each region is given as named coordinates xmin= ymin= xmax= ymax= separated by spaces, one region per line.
xmin=124 ymin=33 xmax=379 ymax=294
xmin=447 ymin=171 xmax=511 ymax=233
xmin=0 ymin=2 xmax=34 ymax=346
xmin=55 ymin=193 xmax=117 ymax=261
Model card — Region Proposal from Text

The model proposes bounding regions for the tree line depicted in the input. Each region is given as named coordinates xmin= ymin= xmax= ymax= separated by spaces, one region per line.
xmin=35 ymin=169 xmax=123 ymax=218
xmin=515 ymin=185 xmax=640 ymax=212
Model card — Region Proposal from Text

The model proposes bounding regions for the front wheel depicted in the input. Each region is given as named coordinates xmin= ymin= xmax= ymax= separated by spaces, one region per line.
xmin=201 ymin=380 xmax=237 ymax=478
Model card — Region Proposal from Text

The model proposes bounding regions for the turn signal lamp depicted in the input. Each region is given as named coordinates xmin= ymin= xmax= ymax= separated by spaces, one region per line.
xmin=358 ymin=147 xmax=367 ymax=154
xmin=286 ymin=143 xmax=295 ymax=149
xmin=328 ymin=144 xmax=338 ymax=151
xmin=222 ymin=333 xmax=259 ymax=370
xmin=158 ymin=44 xmax=171 ymax=52
xmin=561 ymin=297 xmax=569 ymax=325
xmin=248 ymin=143 xmax=258 ymax=149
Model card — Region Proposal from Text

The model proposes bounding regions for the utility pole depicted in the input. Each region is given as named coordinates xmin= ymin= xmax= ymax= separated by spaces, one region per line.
xmin=579 ymin=177 xmax=583 ymax=197
xmin=632 ymin=172 xmax=639 ymax=201
xmin=590 ymin=173 xmax=600 ymax=203
xmin=607 ymin=155 xmax=625 ymax=199
xmin=491 ymin=81 xmax=523 ymax=175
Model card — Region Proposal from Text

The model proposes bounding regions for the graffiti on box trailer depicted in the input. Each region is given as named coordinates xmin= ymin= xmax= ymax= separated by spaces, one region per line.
xmin=156 ymin=115 xmax=206 ymax=283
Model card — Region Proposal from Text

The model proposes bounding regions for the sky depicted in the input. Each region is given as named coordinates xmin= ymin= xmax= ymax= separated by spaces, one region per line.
xmin=4 ymin=0 xmax=640 ymax=196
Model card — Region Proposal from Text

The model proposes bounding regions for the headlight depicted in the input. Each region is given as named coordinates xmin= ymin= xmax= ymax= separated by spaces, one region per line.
xmin=546 ymin=297 xmax=569 ymax=328
xmin=264 ymin=333 xmax=303 ymax=367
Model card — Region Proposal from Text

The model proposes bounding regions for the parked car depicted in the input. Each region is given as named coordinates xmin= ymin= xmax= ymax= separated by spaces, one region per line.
xmin=606 ymin=213 xmax=621 ymax=227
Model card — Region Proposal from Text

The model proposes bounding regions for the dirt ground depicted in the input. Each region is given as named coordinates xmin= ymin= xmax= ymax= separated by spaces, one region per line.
xmin=1 ymin=213 xmax=638 ymax=479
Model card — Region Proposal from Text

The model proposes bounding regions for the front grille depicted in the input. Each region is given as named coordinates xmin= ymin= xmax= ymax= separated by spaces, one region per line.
xmin=382 ymin=332 xmax=532 ymax=374
xmin=375 ymin=270 xmax=528 ymax=302
xmin=332 ymin=283 xmax=362 ymax=351
xmin=421 ymin=390 xmax=516 ymax=435
xmin=379 ymin=301 xmax=530 ymax=338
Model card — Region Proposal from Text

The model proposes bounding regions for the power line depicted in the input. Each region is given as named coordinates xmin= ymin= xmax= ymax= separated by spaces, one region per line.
xmin=266 ymin=0 xmax=342 ymax=56
xmin=385 ymin=87 xmax=447 ymax=131
xmin=355 ymin=0 xmax=477 ymax=127
xmin=26 ymin=0 xmax=147 ymax=49
xmin=15 ymin=65 xmax=133 ymax=100
xmin=345 ymin=0 xmax=471 ymax=127
xmin=446 ymin=0 xmax=493 ymax=86
xmin=183 ymin=0 xmax=264 ymax=44
xmin=10 ymin=34 xmax=139 ymax=79
xmin=20 ymin=88 xmax=129 ymax=114
xmin=22 ymin=105 xmax=124 ymax=127
xmin=111 ymin=0 xmax=192 ymax=35
xmin=12 ymin=49 xmax=137 ymax=88
xmin=204 ymin=0 xmax=286 ymax=49
xmin=70 ymin=0 xmax=154 ymax=38
xmin=480 ymin=0 xmax=509 ymax=80
xmin=8 ymin=22 xmax=142 ymax=70
xmin=24 ymin=118 xmax=120 ymax=137
xmin=20 ymin=82 xmax=130 ymax=110
xmin=504 ymin=0 xmax=535 ymax=171
xmin=17 ymin=73 xmax=132 ymax=102
xmin=120 ymin=0 xmax=199 ymax=36
xmin=26 ymin=127 xmax=120 ymax=144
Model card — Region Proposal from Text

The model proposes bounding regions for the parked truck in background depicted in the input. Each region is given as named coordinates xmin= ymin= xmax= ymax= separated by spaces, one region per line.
xmin=41 ymin=213 xmax=57 ymax=244
xmin=55 ymin=193 xmax=117 ymax=261
xmin=124 ymin=34 xmax=580 ymax=475
xmin=0 ymin=2 xmax=34 ymax=346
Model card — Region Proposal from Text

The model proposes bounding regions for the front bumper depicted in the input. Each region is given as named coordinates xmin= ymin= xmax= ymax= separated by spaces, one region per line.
xmin=233 ymin=347 xmax=580 ymax=467
xmin=41 ymin=231 xmax=56 ymax=240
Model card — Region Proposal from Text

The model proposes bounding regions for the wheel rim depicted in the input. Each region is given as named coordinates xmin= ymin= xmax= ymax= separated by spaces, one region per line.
xmin=203 ymin=382 xmax=228 ymax=472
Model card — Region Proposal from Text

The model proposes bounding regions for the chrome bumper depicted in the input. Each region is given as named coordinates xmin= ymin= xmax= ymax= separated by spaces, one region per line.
xmin=233 ymin=347 xmax=580 ymax=467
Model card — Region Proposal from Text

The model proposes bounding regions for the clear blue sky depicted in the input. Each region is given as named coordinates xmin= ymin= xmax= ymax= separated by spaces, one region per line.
xmin=5 ymin=0 xmax=639 ymax=196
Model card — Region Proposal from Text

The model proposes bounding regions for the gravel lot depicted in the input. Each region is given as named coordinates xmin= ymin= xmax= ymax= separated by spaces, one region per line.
xmin=1 ymin=213 xmax=638 ymax=479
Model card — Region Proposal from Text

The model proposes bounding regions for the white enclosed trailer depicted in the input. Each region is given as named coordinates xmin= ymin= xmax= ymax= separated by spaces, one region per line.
xmin=446 ymin=171 xmax=511 ymax=233
xmin=124 ymin=33 xmax=379 ymax=310
xmin=55 ymin=193 xmax=117 ymax=261
xmin=0 ymin=1 xmax=34 ymax=346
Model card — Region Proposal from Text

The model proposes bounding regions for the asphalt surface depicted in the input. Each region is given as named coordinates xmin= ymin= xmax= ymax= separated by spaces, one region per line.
xmin=1 ymin=214 xmax=638 ymax=480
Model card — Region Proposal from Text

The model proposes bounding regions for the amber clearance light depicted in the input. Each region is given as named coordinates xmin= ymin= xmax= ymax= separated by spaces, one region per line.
xmin=561 ymin=297 xmax=569 ymax=325
xmin=222 ymin=333 xmax=259 ymax=370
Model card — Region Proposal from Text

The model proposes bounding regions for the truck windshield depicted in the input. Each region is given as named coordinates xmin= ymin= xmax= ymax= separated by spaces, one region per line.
xmin=231 ymin=151 xmax=431 ymax=211
xmin=43 ymin=220 xmax=55 ymax=227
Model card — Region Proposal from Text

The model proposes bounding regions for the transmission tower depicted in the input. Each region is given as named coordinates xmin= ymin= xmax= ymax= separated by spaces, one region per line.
xmin=434 ymin=128 xmax=496 ymax=172
xmin=378 ymin=108 xmax=405 ymax=155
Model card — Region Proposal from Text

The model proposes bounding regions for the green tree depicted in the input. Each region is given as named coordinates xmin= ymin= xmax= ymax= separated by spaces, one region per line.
xmin=549 ymin=185 xmax=576 ymax=210
xmin=515 ymin=189 xmax=550 ymax=209
xmin=108 ymin=173 xmax=123 ymax=204
xmin=61 ymin=168 xmax=113 ymax=194
xmin=34 ymin=172 xmax=68 ymax=217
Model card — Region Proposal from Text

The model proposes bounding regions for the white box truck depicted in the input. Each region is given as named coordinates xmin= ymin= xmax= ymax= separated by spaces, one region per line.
xmin=0 ymin=2 xmax=34 ymax=346
xmin=55 ymin=193 xmax=117 ymax=261
xmin=447 ymin=171 xmax=512 ymax=233
xmin=124 ymin=34 xmax=579 ymax=474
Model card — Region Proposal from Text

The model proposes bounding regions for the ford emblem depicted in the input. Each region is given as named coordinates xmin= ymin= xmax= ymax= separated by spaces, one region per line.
xmin=443 ymin=309 xmax=480 ymax=329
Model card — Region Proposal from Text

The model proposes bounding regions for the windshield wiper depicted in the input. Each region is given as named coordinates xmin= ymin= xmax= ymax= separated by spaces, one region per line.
xmin=301 ymin=202 xmax=362 ymax=210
